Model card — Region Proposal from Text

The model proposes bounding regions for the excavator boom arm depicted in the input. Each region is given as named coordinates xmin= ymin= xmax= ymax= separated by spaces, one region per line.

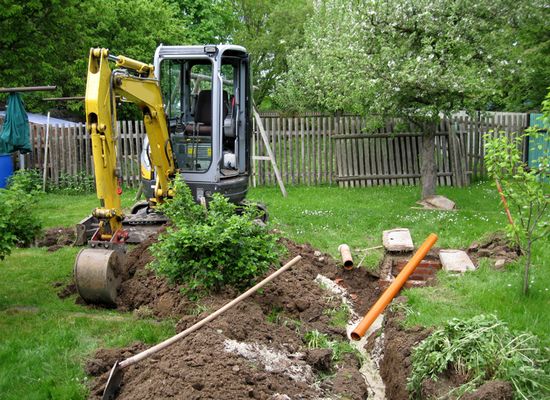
xmin=85 ymin=48 xmax=175 ymax=241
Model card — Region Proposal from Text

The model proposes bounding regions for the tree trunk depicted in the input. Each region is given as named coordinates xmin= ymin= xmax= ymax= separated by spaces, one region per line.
xmin=421 ymin=123 xmax=437 ymax=199
xmin=523 ymin=240 xmax=532 ymax=295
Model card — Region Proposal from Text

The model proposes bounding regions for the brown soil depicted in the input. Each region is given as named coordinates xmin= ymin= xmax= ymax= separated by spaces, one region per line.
xmin=36 ymin=227 xmax=75 ymax=251
xmin=86 ymin=237 xmax=380 ymax=399
xmin=467 ymin=232 xmax=521 ymax=268
xmin=379 ymin=297 xmax=432 ymax=400
xmin=380 ymin=299 xmax=516 ymax=400
xmin=462 ymin=380 xmax=514 ymax=400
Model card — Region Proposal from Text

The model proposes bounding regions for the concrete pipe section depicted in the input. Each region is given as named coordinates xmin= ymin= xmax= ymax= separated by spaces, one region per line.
xmin=74 ymin=248 xmax=123 ymax=305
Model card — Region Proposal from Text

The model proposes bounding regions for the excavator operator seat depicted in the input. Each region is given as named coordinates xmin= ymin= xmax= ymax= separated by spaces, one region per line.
xmin=185 ymin=90 xmax=230 ymax=137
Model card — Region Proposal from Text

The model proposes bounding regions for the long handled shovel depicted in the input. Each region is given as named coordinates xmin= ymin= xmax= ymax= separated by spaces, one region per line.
xmin=102 ymin=255 xmax=302 ymax=400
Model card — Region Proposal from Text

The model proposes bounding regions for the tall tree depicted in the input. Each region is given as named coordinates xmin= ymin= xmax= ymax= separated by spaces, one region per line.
xmin=231 ymin=0 xmax=313 ymax=106
xmin=277 ymin=0 xmax=530 ymax=199
xmin=0 ymin=0 xmax=189 ymax=112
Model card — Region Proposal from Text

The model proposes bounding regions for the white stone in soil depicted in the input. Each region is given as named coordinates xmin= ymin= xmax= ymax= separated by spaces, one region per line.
xmin=383 ymin=228 xmax=414 ymax=252
xmin=223 ymin=339 xmax=313 ymax=383
xmin=439 ymin=249 xmax=476 ymax=273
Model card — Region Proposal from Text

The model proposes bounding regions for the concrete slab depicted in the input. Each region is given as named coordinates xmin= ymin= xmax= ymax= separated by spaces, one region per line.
xmin=439 ymin=249 xmax=476 ymax=273
xmin=418 ymin=195 xmax=456 ymax=210
xmin=382 ymin=228 xmax=414 ymax=252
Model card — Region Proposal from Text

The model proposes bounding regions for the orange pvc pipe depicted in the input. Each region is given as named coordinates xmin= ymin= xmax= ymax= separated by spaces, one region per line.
xmin=495 ymin=179 xmax=515 ymax=226
xmin=351 ymin=233 xmax=438 ymax=341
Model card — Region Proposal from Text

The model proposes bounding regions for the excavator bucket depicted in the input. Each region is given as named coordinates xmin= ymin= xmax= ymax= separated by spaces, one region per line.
xmin=74 ymin=248 xmax=124 ymax=305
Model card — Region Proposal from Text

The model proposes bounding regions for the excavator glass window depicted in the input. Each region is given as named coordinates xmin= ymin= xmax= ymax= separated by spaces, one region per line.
xmin=161 ymin=59 xmax=215 ymax=173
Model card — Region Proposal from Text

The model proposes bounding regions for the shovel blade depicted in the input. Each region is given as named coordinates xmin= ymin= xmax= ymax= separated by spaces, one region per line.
xmin=102 ymin=360 xmax=123 ymax=400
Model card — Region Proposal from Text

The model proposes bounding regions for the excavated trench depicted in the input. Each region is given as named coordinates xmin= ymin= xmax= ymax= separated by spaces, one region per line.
xmin=53 ymin=228 xmax=518 ymax=399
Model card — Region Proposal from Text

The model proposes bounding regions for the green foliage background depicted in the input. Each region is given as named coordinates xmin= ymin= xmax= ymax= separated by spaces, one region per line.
xmin=1 ymin=0 xmax=547 ymax=115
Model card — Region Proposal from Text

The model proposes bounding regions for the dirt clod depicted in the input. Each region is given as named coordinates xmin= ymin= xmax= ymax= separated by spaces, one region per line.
xmin=467 ymin=232 xmax=521 ymax=268
xmin=36 ymin=227 xmax=75 ymax=251
xmin=462 ymin=380 xmax=514 ymax=400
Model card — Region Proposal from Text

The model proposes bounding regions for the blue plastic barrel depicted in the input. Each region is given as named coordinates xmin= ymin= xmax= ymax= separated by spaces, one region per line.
xmin=0 ymin=154 xmax=14 ymax=188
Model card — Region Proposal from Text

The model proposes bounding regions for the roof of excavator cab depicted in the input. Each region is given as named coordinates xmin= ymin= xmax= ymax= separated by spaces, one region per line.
xmin=155 ymin=44 xmax=247 ymax=59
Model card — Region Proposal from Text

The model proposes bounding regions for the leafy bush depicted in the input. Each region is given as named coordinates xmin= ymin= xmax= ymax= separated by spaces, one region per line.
xmin=408 ymin=315 xmax=550 ymax=399
xmin=50 ymin=172 xmax=95 ymax=195
xmin=7 ymin=169 xmax=43 ymax=194
xmin=149 ymin=177 xmax=281 ymax=297
xmin=0 ymin=181 xmax=42 ymax=259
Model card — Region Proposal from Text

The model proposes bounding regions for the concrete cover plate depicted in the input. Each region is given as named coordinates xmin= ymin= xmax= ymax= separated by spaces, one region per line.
xmin=382 ymin=228 xmax=414 ymax=252
xmin=439 ymin=250 xmax=475 ymax=273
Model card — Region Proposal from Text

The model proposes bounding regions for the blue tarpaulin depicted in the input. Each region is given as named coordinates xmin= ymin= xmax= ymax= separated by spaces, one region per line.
xmin=0 ymin=93 xmax=31 ymax=154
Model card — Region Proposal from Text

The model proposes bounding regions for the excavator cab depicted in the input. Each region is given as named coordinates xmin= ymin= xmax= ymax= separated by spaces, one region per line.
xmin=140 ymin=45 xmax=252 ymax=205
xmin=74 ymin=45 xmax=253 ymax=305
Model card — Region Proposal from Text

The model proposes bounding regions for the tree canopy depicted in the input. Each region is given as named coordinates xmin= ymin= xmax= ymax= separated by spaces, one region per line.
xmin=275 ymin=0 xmax=540 ymax=119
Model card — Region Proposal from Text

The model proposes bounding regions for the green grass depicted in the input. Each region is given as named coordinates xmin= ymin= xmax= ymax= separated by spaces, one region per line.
xmin=34 ymin=188 xmax=138 ymax=228
xmin=1 ymin=182 xmax=548 ymax=398
xmin=0 ymin=243 xmax=173 ymax=399
xmin=248 ymin=182 xmax=550 ymax=346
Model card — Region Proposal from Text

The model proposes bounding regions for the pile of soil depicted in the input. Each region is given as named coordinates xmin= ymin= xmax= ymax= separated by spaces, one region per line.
xmin=467 ymin=232 xmax=521 ymax=268
xmin=36 ymin=227 xmax=75 ymax=252
xmin=86 ymin=237 xmax=380 ymax=399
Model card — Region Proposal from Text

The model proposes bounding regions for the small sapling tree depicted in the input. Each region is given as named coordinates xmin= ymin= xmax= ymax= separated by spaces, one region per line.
xmin=484 ymin=93 xmax=549 ymax=294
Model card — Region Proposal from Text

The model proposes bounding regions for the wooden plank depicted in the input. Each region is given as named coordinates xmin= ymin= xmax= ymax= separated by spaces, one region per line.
xmin=336 ymin=172 xmax=453 ymax=181
xmin=130 ymin=120 xmax=138 ymax=186
xmin=328 ymin=117 xmax=333 ymax=185
xmin=405 ymin=134 xmax=414 ymax=185
xmin=362 ymin=123 xmax=372 ymax=186
xmin=252 ymin=109 xmax=287 ymax=196
xmin=53 ymin=125 xmax=60 ymax=185
xmin=315 ymin=117 xmax=325 ymax=184
xmin=331 ymin=132 xmax=436 ymax=139
xmin=344 ymin=116 xmax=352 ymax=187
xmin=289 ymin=118 xmax=294 ymax=185
xmin=394 ymin=135 xmax=404 ymax=186
xmin=305 ymin=117 xmax=310 ymax=185
xmin=355 ymin=117 xmax=364 ymax=187
xmin=335 ymin=115 xmax=343 ymax=187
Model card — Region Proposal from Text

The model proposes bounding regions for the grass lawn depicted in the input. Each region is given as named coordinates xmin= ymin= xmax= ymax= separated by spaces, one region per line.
xmin=0 ymin=182 xmax=548 ymax=398
xmin=248 ymin=182 xmax=550 ymax=346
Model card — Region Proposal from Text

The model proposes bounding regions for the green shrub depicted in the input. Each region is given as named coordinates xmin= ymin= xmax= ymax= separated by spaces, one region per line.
xmin=7 ymin=169 xmax=43 ymax=194
xmin=407 ymin=314 xmax=550 ymax=399
xmin=0 ymin=182 xmax=42 ymax=259
xmin=50 ymin=172 xmax=95 ymax=195
xmin=149 ymin=177 xmax=281 ymax=297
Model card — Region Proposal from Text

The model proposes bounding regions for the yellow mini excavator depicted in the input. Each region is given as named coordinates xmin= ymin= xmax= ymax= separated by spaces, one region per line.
xmin=74 ymin=45 xmax=254 ymax=305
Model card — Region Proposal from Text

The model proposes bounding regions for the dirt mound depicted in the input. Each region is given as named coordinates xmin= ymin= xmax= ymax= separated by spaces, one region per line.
xmin=36 ymin=227 xmax=75 ymax=251
xmin=86 ymin=237 xmax=380 ymax=399
xmin=467 ymin=232 xmax=521 ymax=268
xmin=462 ymin=380 xmax=514 ymax=400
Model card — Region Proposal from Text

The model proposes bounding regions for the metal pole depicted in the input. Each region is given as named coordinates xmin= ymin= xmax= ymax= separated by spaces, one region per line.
xmin=0 ymin=86 xmax=57 ymax=93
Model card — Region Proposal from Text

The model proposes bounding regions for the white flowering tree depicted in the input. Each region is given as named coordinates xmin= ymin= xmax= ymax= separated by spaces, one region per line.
xmin=276 ymin=0 xmax=529 ymax=199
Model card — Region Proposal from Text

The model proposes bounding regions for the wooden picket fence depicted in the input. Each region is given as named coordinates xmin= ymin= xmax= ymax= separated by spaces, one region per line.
xmin=20 ymin=121 xmax=145 ymax=188
xmin=252 ymin=112 xmax=529 ymax=188
xmin=3 ymin=111 xmax=530 ymax=189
